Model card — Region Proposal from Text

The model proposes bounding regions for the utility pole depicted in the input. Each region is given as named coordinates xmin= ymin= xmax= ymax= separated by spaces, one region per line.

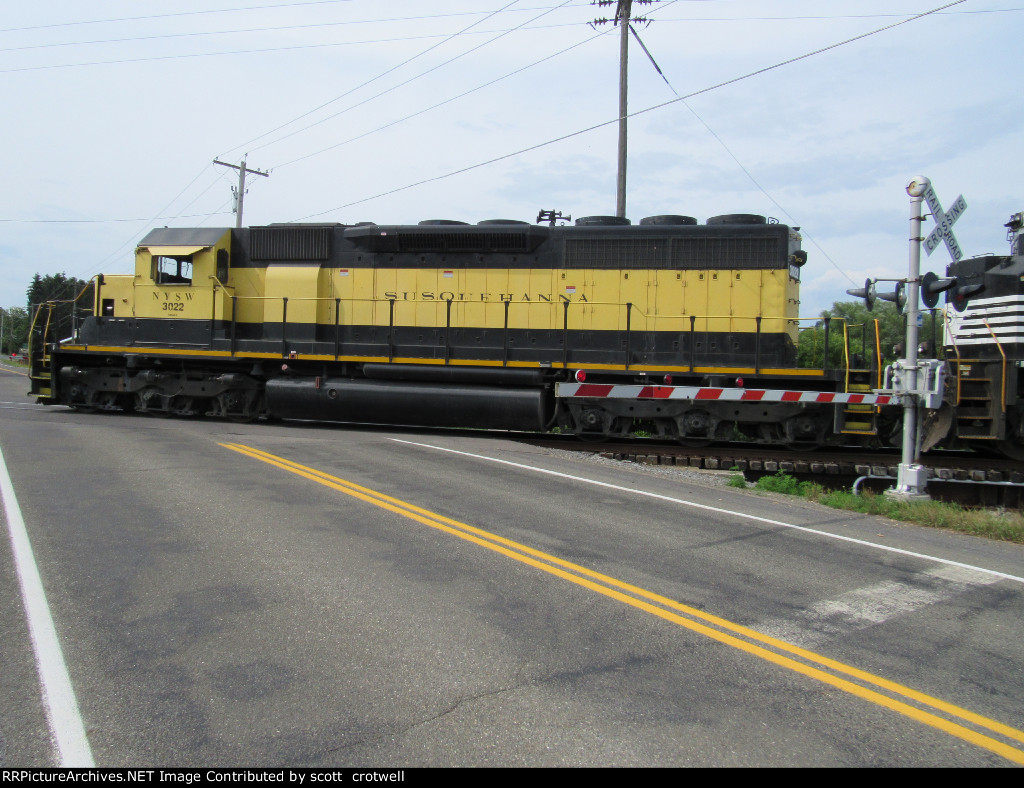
xmin=213 ymin=157 xmax=269 ymax=228
xmin=592 ymin=1 xmax=656 ymax=218
xmin=615 ymin=0 xmax=631 ymax=219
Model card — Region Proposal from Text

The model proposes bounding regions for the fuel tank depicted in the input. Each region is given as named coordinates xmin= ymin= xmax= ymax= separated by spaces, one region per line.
xmin=265 ymin=377 xmax=551 ymax=432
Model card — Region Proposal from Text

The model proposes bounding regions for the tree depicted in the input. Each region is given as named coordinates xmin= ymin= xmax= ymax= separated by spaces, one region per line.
xmin=0 ymin=306 xmax=30 ymax=356
xmin=25 ymin=272 xmax=94 ymax=346
xmin=797 ymin=300 xmax=943 ymax=371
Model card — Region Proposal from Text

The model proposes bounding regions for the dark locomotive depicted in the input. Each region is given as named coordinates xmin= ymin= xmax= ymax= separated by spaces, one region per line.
xmin=932 ymin=211 xmax=1024 ymax=458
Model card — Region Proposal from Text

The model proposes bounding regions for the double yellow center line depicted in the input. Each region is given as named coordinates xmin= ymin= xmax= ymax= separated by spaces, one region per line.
xmin=221 ymin=441 xmax=1024 ymax=764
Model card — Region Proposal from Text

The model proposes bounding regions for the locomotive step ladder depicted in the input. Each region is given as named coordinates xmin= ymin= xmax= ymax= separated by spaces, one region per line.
xmin=838 ymin=369 xmax=878 ymax=436
xmin=27 ymin=303 xmax=55 ymax=399
xmin=835 ymin=319 xmax=882 ymax=437
xmin=950 ymin=358 xmax=1002 ymax=440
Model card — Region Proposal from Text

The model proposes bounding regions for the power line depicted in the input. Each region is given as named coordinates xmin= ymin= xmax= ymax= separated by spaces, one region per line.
xmin=0 ymin=213 xmax=232 ymax=224
xmin=220 ymin=1 xmax=528 ymax=158
xmin=6 ymin=5 xmax=1009 ymax=74
xmin=0 ymin=30 xmax=501 ymax=74
xmin=72 ymin=164 xmax=234 ymax=282
xmin=249 ymin=1 xmax=577 ymax=160
xmin=6 ymin=7 xmax=600 ymax=226
xmin=0 ymin=8 xmax=534 ymax=53
xmin=270 ymin=27 xmax=609 ymax=169
xmin=293 ymin=0 xmax=967 ymax=222
xmin=8 ymin=2 xmax=1015 ymax=40
xmin=0 ymin=0 xmax=361 ymax=34
xmin=652 ymin=7 xmax=1024 ymax=22
xmin=626 ymin=22 xmax=855 ymax=285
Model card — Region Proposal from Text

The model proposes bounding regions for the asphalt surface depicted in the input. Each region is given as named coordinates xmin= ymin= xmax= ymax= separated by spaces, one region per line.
xmin=1 ymin=364 xmax=1022 ymax=767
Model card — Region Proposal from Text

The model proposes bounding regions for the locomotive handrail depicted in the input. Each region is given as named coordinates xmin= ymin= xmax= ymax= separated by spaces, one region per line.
xmin=842 ymin=322 xmax=851 ymax=392
xmin=28 ymin=281 xmax=96 ymax=345
xmin=208 ymin=276 xmax=233 ymax=349
xmin=981 ymin=318 xmax=1007 ymax=414
xmin=27 ymin=302 xmax=54 ymax=370
xmin=229 ymin=292 xmax=813 ymax=321
xmin=874 ymin=319 xmax=882 ymax=391
xmin=220 ymin=293 xmax=855 ymax=373
xmin=942 ymin=309 xmax=963 ymax=406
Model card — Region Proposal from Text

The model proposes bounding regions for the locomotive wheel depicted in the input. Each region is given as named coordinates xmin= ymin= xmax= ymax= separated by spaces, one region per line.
xmin=219 ymin=390 xmax=260 ymax=423
xmin=67 ymin=382 xmax=98 ymax=412
xmin=136 ymin=391 xmax=170 ymax=417
xmin=170 ymin=397 xmax=197 ymax=417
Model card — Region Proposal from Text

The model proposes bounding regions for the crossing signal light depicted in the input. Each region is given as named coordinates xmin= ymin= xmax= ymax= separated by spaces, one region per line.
xmin=877 ymin=281 xmax=907 ymax=313
xmin=948 ymin=281 xmax=985 ymax=312
xmin=921 ymin=271 xmax=956 ymax=309
xmin=846 ymin=279 xmax=876 ymax=311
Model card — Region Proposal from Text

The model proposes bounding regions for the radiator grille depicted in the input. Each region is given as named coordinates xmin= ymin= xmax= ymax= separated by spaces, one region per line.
xmin=565 ymin=238 xmax=667 ymax=269
xmin=251 ymin=226 xmax=333 ymax=261
xmin=671 ymin=236 xmax=783 ymax=269
xmin=565 ymin=236 xmax=784 ymax=269
xmin=396 ymin=232 xmax=533 ymax=253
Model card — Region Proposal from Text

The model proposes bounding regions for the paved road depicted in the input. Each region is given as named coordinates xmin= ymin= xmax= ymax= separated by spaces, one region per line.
xmin=1 ymin=366 xmax=1022 ymax=766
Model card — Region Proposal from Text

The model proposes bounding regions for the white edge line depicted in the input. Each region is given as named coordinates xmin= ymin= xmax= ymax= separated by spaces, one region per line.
xmin=391 ymin=439 xmax=1024 ymax=585
xmin=0 ymin=442 xmax=94 ymax=767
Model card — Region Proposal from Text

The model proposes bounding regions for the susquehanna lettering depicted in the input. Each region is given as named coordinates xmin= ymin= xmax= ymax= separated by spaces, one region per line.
xmin=382 ymin=291 xmax=587 ymax=303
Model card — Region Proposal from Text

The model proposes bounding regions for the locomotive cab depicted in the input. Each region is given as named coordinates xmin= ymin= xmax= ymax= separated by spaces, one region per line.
xmin=81 ymin=228 xmax=235 ymax=348
xmin=132 ymin=227 xmax=233 ymax=322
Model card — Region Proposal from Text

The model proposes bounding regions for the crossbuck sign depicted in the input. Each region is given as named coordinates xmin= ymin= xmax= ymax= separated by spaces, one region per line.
xmin=922 ymin=182 xmax=967 ymax=261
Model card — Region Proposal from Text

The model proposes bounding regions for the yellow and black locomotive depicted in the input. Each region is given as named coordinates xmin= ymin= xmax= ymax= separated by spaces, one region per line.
xmin=29 ymin=212 xmax=891 ymax=446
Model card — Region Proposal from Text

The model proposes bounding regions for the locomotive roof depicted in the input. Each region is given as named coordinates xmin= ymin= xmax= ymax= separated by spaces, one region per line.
xmin=138 ymin=227 xmax=231 ymax=247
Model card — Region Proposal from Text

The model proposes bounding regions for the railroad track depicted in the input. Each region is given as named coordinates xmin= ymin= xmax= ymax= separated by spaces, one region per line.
xmin=515 ymin=435 xmax=1024 ymax=508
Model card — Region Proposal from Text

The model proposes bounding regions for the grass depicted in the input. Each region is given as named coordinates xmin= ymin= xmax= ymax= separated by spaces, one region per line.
xmin=726 ymin=466 xmax=747 ymax=489
xmin=749 ymin=471 xmax=1024 ymax=544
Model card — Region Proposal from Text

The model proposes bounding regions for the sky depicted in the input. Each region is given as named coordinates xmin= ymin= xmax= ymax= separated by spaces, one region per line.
xmin=1 ymin=0 xmax=1022 ymax=318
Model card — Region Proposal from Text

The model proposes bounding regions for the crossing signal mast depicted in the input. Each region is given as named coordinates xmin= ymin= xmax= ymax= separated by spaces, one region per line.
xmin=847 ymin=177 xmax=980 ymax=499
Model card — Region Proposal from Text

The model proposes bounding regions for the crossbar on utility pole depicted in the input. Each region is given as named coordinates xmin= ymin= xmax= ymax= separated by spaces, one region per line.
xmin=213 ymin=157 xmax=269 ymax=228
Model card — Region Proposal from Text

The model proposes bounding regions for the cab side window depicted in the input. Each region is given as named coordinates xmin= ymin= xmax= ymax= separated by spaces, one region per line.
xmin=154 ymin=255 xmax=193 ymax=285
